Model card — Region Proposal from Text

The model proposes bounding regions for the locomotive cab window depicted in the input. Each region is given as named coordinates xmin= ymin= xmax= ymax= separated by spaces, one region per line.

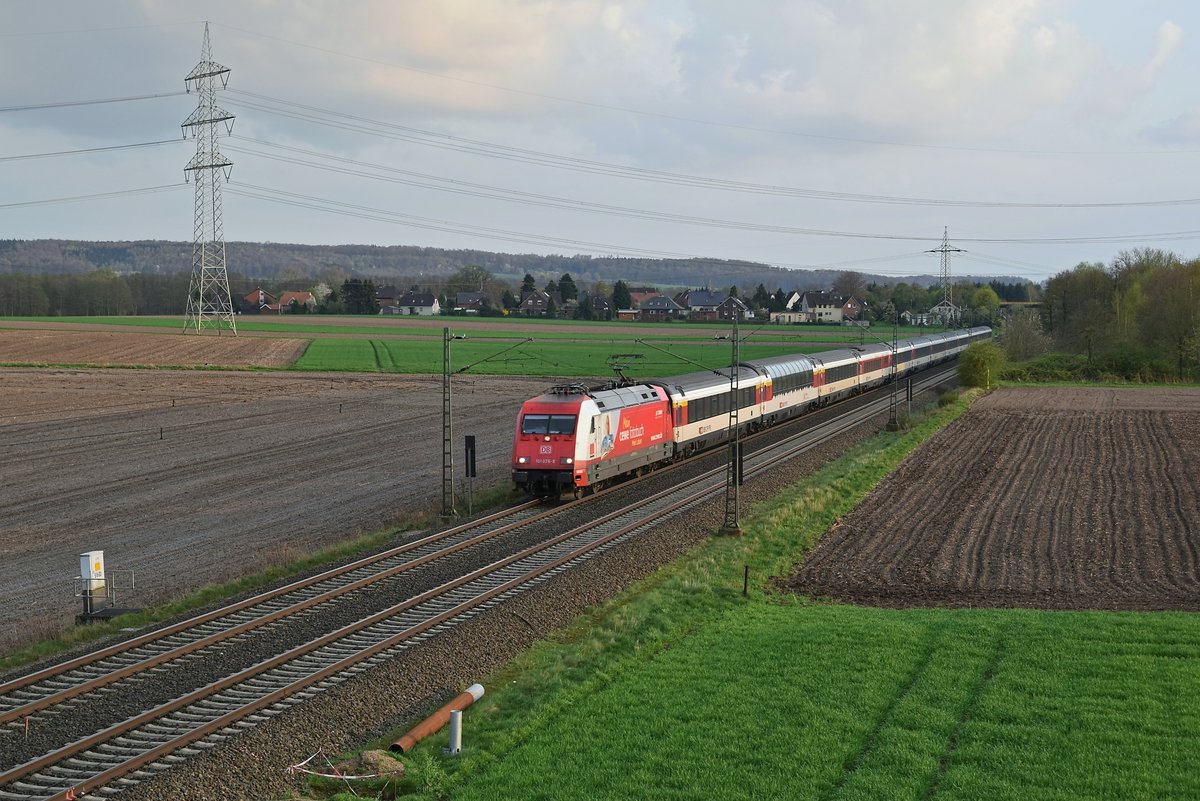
xmin=521 ymin=414 xmax=577 ymax=435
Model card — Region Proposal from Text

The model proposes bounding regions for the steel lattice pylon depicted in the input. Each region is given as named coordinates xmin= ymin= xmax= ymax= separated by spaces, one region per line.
xmin=182 ymin=23 xmax=236 ymax=335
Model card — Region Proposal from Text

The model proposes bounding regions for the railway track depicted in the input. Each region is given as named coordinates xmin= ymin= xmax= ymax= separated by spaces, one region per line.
xmin=0 ymin=365 xmax=957 ymax=800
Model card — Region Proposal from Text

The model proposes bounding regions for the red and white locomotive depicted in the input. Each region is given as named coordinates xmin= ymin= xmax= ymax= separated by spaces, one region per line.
xmin=512 ymin=326 xmax=991 ymax=496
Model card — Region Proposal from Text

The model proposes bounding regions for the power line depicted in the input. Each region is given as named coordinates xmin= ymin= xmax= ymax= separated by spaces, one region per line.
xmin=0 ymin=184 xmax=187 ymax=210
xmin=224 ymin=91 xmax=1200 ymax=209
xmin=0 ymin=91 xmax=188 ymax=112
xmin=0 ymin=140 xmax=182 ymax=162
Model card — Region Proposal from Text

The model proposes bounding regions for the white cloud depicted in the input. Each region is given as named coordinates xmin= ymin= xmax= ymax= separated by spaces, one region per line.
xmin=1088 ymin=19 xmax=1184 ymax=115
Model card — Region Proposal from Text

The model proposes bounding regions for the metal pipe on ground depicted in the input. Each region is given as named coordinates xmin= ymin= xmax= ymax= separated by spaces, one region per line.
xmin=390 ymin=684 xmax=484 ymax=754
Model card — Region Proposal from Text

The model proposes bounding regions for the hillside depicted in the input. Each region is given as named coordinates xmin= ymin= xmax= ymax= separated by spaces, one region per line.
xmin=0 ymin=239 xmax=983 ymax=291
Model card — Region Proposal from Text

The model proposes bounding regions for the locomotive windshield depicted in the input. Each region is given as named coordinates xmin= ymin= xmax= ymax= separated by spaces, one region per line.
xmin=521 ymin=414 xmax=577 ymax=435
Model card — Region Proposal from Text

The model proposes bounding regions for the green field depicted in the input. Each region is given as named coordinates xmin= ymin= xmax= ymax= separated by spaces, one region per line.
xmin=453 ymin=607 xmax=1195 ymax=801
xmin=294 ymin=337 xmax=831 ymax=376
xmin=0 ymin=315 xmax=944 ymax=376
xmin=373 ymin=392 xmax=1198 ymax=801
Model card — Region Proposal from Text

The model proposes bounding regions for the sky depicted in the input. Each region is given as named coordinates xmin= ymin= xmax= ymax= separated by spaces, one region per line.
xmin=3 ymin=1 xmax=1200 ymax=284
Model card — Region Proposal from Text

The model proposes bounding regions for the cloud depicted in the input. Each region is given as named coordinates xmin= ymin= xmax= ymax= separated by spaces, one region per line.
xmin=1088 ymin=19 xmax=1183 ymax=115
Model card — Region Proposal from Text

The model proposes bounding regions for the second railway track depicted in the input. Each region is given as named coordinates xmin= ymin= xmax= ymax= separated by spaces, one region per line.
xmin=0 ymin=365 xmax=959 ymax=801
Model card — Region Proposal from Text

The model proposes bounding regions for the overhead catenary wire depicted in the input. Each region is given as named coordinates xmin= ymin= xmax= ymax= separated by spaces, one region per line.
xmin=223 ymin=91 xmax=1200 ymax=210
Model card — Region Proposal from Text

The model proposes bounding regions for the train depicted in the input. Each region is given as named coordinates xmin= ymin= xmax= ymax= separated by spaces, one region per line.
xmin=512 ymin=325 xmax=992 ymax=497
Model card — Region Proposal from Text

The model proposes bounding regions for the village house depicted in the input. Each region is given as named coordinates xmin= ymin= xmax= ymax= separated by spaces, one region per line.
xmin=381 ymin=290 xmax=440 ymax=316
xmin=797 ymin=291 xmax=865 ymax=324
xmin=639 ymin=295 xmax=686 ymax=322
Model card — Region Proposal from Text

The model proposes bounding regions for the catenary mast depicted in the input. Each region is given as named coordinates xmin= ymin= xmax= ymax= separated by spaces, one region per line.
xmin=182 ymin=22 xmax=237 ymax=335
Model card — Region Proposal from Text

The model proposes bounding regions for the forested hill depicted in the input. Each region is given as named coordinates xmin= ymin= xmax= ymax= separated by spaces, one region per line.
xmin=0 ymin=238 xmax=979 ymax=290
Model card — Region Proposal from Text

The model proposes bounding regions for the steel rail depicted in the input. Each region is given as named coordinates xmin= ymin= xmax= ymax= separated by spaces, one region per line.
xmin=0 ymin=499 xmax=544 ymax=722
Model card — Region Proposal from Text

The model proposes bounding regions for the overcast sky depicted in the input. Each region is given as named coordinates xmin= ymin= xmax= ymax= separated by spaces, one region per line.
xmin=3 ymin=1 xmax=1199 ymax=282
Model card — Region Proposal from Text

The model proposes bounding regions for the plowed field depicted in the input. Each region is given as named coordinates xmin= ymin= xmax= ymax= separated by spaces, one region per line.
xmin=0 ymin=328 xmax=307 ymax=368
xmin=785 ymin=387 xmax=1200 ymax=610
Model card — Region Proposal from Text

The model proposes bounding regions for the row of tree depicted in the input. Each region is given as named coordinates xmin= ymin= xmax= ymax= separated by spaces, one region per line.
xmin=1039 ymin=248 xmax=1199 ymax=379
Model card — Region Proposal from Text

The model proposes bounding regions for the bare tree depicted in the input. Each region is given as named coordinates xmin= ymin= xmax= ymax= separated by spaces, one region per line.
xmin=1001 ymin=309 xmax=1051 ymax=361
xmin=832 ymin=270 xmax=866 ymax=299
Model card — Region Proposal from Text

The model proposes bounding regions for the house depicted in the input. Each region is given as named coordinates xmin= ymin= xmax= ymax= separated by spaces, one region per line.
xmin=716 ymin=295 xmax=753 ymax=320
xmin=798 ymin=291 xmax=865 ymax=324
xmin=587 ymin=294 xmax=612 ymax=318
xmin=901 ymin=310 xmax=932 ymax=326
xmin=626 ymin=286 xmax=660 ymax=308
xmin=242 ymin=287 xmax=277 ymax=313
xmin=615 ymin=309 xmax=639 ymax=322
xmin=639 ymin=295 xmax=686 ymax=322
xmin=771 ymin=311 xmax=807 ymax=324
xmin=673 ymin=289 xmax=727 ymax=321
xmin=381 ymin=291 xmax=440 ymax=316
xmin=518 ymin=290 xmax=561 ymax=316
xmin=927 ymin=300 xmax=960 ymax=325
xmin=453 ymin=291 xmax=486 ymax=313
xmin=782 ymin=290 xmax=803 ymax=311
xmin=277 ymin=290 xmax=316 ymax=313
xmin=376 ymin=285 xmax=401 ymax=307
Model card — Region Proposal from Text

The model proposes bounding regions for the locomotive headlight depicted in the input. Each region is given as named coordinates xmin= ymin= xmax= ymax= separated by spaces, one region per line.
xmin=518 ymin=457 xmax=528 ymax=464
xmin=560 ymin=457 xmax=573 ymax=465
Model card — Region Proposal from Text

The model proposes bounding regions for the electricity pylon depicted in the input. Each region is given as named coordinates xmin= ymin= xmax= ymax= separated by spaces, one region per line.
xmin=182 ymin=22 xmax=237 ymax=335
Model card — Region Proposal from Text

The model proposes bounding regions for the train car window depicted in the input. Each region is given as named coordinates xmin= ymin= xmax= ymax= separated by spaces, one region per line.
xmin=521 ymin=414 xmax=577 ymax=435
xmin=521 ymin=414 xmax=550 ymax=434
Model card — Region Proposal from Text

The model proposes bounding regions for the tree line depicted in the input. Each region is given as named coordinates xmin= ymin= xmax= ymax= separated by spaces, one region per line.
xmin=1038 ymin=248 xmax=1199 ymax=380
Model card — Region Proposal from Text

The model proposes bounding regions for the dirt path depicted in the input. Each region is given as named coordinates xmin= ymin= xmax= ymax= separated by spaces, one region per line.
xmin=784 ymin=387 xmax=1200 ymax=610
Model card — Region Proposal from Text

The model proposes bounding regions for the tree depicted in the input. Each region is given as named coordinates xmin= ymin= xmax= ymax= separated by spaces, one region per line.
xmin=501 ymin=288 xmax=518 ymax=310
xmin=970 ymin=285 xmax=1001 ymax=318
xmin=1000 ymin=309 xmax=1050 ymax=361
xmin=545 ymin=279 xmax=560 ymax=296
xmin=833 ymin=270 xmax=866 ymax=299
xmin=558 ymin=273 xmax=578 ymax=301
xmin=612 ymin=280 xmax=632 ymax=309
xmin=340 ymin=279 xmax=378 ymax=314
xmin=958 ymin=342 xmax=1005 ymax=389
xmin=573 ymin=295 xmax=595 ymax=320
xmin=751 ymin=283 xmax=772 ymax=310
xmin=1042 ymin=263 xmax=1114 ymax=361
xmin=520 ymin=273 xmax=537 ymax=295
xmin=446 ymin=265 xmax=494 ymax=301
xmin=1140 ymin=261 xmax=1200 ymax=379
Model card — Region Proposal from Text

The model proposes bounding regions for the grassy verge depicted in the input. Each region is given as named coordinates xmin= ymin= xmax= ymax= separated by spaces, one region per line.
xmin=325 ymin=389 xmax=1198 ymax=801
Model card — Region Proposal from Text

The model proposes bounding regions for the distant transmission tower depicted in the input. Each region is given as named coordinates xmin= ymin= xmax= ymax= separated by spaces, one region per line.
xmin=181 ymin=22 xmax=236 ymax=335
xmin=926 ymin=226 xmax=964 ymax=325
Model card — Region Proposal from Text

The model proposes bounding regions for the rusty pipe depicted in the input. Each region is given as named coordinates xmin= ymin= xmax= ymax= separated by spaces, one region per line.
xmin=390 ymin=683 xmax=484 ymax=753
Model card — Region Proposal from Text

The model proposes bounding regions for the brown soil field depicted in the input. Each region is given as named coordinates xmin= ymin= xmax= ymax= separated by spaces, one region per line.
xmin=0 ymin=327 xmax=307 ymax=368
xmin=785 ymin=387 xmax=1200 ymax=610
xmin=0 ymin=367 xmax=550 ymax=652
